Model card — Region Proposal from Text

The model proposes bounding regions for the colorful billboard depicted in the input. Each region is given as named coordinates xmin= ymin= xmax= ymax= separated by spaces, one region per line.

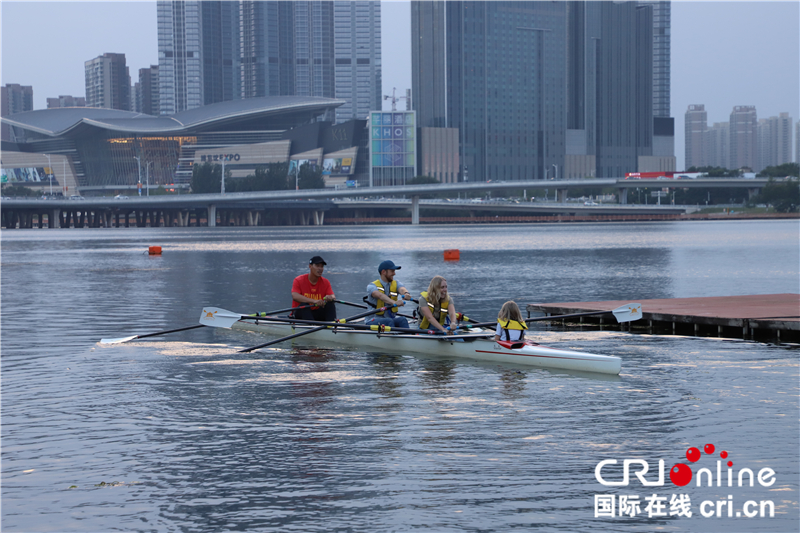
xmin=322 ymin=157 xmax=354 ymax=176
xmin=1 ymin=167 xmax=59 ymax=184
xmin=369 ymin=111 xmax=416 ymax=186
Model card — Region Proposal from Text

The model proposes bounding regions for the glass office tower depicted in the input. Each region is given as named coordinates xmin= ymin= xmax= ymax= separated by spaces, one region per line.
xmin=333 ymin=1 xmax=382 ymax=123
xmin=413 ymin=0 xmax=659 ymax=181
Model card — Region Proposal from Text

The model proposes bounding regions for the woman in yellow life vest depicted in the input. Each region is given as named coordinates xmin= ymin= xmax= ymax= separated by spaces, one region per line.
xmin=418 ymin=275 xmax=458 ymax=334
xmin=494 ymin=301 xmax=528 ymax=342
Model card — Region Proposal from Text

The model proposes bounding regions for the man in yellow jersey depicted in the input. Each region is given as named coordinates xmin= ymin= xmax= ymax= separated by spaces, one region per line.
xmin=365 ymin=260 xmax=411 ymax=329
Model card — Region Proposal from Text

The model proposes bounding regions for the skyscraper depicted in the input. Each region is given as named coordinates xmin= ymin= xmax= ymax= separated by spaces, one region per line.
xmin=293 ymin=1 xmax=335 ymax=101
xmin=644 ymin=0 xmax=675 ymax=165
xmin=333 ymin=1 xmax=382 ymax=123
xmin=685 ymin=104 xmax=707 ymax=169
xmin=592 ymin=1 xmax=654 ymax=177
xmin=757 ymin=112 xmax=793 ymax=170
xmin=160 ymin=1 xmax=379 ymax=122
xmin=412 ymin=0 xmax=660 ymax=182
xmin=706 ymin=122 xmax=729 ymax=169
xmin=796 ymin=121 xmax=800 ymax=164
xmin=729 ymin=106 xmax=757 ymax=171
xmin=136 ymin=66 xmax=160 ymax=116
xmin=240 ymin=1 xmax=295 ymax=99
xmin=158 ymin=1 xmax=240 ymax=114
xmin=158 ymin=1 xmax=202 ymax=114
xmin=85 ymin=53 xmax=131 ymax=110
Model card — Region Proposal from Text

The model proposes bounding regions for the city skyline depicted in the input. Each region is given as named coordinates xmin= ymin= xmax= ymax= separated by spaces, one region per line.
xmin=1 ymin=1 xmax=798 ymax=171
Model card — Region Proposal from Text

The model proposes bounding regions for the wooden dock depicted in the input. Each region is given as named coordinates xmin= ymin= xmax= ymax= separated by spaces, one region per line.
xmin=526 ymin=294 xmax=800 ymax=343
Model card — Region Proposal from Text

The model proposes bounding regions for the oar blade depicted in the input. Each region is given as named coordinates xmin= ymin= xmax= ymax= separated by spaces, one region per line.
xmin=199 ymin=307 xmax=243 ymax=329
xmin=612 ymin=303 xmax=642 ymax=323
xmin=99 ymin=335 xmax=139 ymax=345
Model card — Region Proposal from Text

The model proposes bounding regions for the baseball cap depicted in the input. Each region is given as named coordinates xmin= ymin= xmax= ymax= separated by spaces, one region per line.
xmin=309 ymin=256 xmax=327 ymax=265
xmin=378 ymin=260 xmax=401 ymax=273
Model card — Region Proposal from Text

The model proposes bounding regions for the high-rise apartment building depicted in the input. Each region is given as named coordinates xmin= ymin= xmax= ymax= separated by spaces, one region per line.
xmin=2 ymin=84 xmax=34 ymax=115
xmin=46 ymin=95 xmax=86 ymax=108
xmin=135 ymin=66 xmax=160 ymax=116
xmin=706 ymin=122 xmax=729 ymax=169
xmin=685 ymin=105 xmax=707 ymax=169
xmin=729 ymin=106 xmax=757 ymax=171
xmin=1 ymin=84 xmax=34 ymax=141
xmin=412 ymin=1 xmax=661 ymax=181
xmin=85 ymin=53 xmax=131 ymax=110
xmin=757 ymin=112 xmax=793 ymax=170
xmin=333 ymin=1 xmax=382 ymax=123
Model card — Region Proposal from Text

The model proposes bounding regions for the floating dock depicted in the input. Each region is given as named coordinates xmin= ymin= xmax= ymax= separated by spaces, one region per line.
xmin=527 ymin=294 xmax=800 ymax=343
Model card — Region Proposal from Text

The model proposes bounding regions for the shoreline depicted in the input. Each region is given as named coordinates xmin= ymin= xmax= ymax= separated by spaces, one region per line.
xmin=324 ymin=212 xmax=799 ymax=225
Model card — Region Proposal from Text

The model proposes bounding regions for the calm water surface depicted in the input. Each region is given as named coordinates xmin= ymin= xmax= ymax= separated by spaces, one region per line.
xmin=2 ymin=220 xmax=798 ymax=532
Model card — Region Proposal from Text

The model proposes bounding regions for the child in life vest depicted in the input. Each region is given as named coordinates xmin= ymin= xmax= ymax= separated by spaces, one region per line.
xmin=494 ymin=301 xmax=528 ymax=341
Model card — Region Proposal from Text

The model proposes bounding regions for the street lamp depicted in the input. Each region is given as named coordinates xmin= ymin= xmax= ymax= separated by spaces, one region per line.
xmin=133 ymin=156 xmax=142 ymax=196
xmin=552 ymin=164 xmax=558 ymax=180
xmin=146 ymin=161 xmax=153 ymax=196
xmin=45 ymin=154 xmax=53 ymax=195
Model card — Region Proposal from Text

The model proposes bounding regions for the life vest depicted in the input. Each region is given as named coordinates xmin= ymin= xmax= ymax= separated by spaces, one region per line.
xmin=419 ymin=291 xmax=449 ymax=329
xmin=373 ymin=279 xmax=399 ymax=315
xmin=497 ymin=318 xmax=527 ymax=341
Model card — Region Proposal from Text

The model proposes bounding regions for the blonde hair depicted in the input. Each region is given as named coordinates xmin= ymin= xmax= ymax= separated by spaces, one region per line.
xmin=426 ymin=275 xmax=449 ymax=305
xmin=498 ymin=301 xmax=523 ymax=322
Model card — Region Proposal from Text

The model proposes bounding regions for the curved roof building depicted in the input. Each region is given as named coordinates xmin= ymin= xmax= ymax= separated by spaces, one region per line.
xmin=2 ymin=96 xmax=344 ymax=191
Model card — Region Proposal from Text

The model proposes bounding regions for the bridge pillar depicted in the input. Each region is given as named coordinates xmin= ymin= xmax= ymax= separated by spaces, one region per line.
xmin=314 ymin=210 xmax=324 ymax=225
xmin=50 ymin=209 xmax=60 ymax=228
xmin=411 ymin=195 xmax=420 ymax=225
xmin=748 ymin=187 xmax=761 ymax=199
xmin=557 ymin=189 xmax=568 ymax=203
xmin=208 ymin=204 xmax=216 ymax=227
xmin=619 ymin=188 xmax=628 ymax=204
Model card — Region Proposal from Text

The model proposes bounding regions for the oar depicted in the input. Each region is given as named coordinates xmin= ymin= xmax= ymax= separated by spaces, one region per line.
xmin=248 ymin=303 xmax=316 ymax=317
xmin=237 ymin=306 xmax=389 ymax=353
xmin=200 ymin=307 xmax=445 ymax=336
xmin=463 ymin=303 xmax=643 ymax=329
xmin=100 ymin=324 xmax=205 ymax=345
xmin=335 ymin=299 xmax=370 ymax=309
xmin=99 ymin=304 xmax=318 ymax=344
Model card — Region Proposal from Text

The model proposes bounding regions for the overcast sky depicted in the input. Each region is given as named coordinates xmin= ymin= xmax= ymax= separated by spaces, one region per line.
xmin=2 ymin=1 xmax=797 ymax=170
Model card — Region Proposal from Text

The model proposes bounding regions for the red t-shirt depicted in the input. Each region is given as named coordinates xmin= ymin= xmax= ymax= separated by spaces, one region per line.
xmin=291 ymin=274 xmax=334 ymax=308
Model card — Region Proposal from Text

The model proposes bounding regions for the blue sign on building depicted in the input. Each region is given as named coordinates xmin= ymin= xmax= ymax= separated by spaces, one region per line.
xmin=369 ymin=111 xmax=416 ymax=187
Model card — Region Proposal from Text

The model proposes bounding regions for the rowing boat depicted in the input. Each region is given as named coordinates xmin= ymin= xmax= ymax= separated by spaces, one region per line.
xmin=229 ymin=318 xmax=622 ymax=375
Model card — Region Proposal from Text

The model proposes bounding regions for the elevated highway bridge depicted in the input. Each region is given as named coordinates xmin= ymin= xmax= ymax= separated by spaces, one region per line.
xmin=1 ymin=178 xmax=769 ymax=228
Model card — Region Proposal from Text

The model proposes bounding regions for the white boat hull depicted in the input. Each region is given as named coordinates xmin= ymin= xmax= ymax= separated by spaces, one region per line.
xmin=231 ymin=320 xmax=622 ymax=375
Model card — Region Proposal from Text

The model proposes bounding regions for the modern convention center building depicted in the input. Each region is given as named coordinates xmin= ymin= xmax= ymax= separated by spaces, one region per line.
xmin=1 ymin=96 xmax=370 ymax=195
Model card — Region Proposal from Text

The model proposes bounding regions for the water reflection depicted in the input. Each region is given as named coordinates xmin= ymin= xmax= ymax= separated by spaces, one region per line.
xmin=2 ymin=223 xmax=798 ymax=532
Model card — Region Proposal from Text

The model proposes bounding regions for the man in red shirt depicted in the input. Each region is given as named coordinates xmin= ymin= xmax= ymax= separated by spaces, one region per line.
xmin=291 ymin=255 xmax=337 ymax=322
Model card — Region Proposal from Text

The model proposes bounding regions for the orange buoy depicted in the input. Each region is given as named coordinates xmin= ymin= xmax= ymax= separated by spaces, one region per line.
xmin=148 ymin=246 xmax=162 ymax=255
xmin=443 ymin=249 xmax=460 ymax=261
